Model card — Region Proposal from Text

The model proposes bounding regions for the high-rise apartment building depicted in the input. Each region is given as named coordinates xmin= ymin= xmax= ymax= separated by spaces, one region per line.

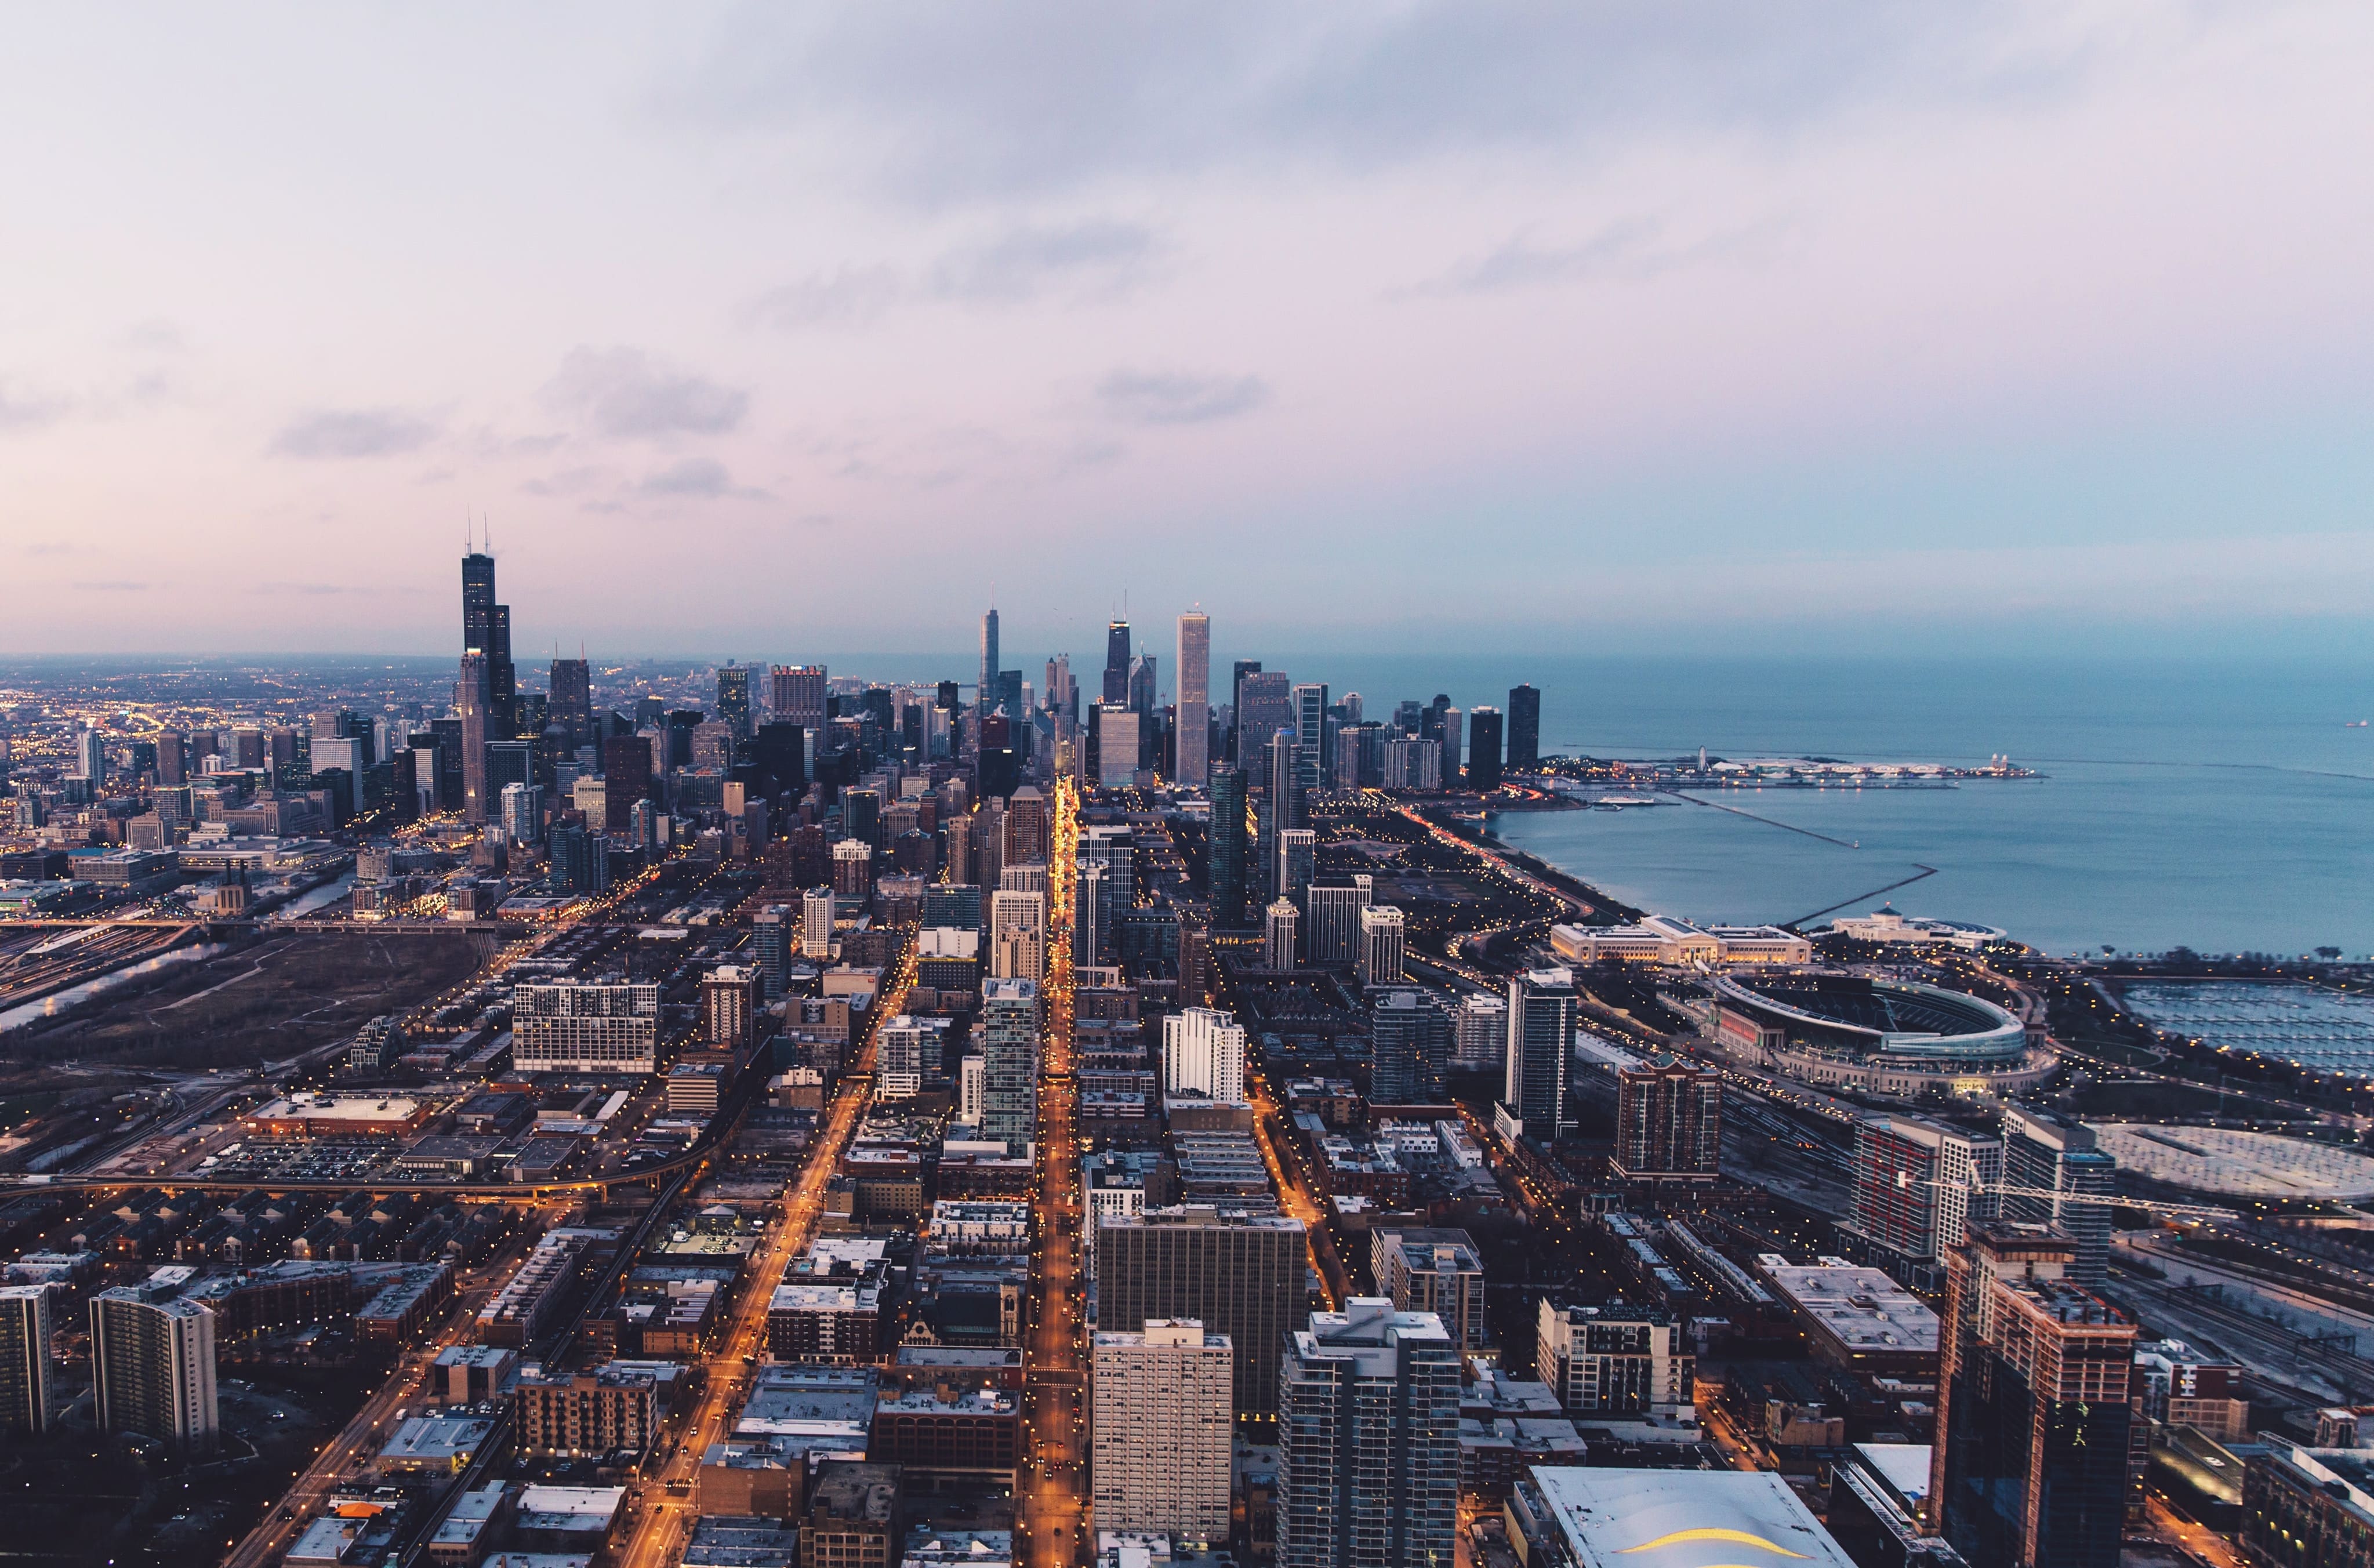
xmin=981 ymin=607 xmax=1000 ymax=717
xmin=1355 ymin=905 xmax=1406 ymax=988
xmin=2001 ymin=1106 xmax=2117 ymax=1286
xmin=1847 ymin=1115 xmax=2003 ymax=1273
xmin=988 ymin=890 xmax=1047 ymax=984
xmin=1175 ymin=612 xmax=1211 ymax=786
xmin=1371 ymin=1229 xmax=1488 ymax=1352
xmin=701 ymin=966 xmax=764 ymax=1050
xmin=0 ymin=1284 xmax=49 ymax=1435
xmin=513 ymin=982 xmax=661 ymax=1073
xmin=1091 ymin=1319 xmax=1234 ymax=1541
xmin=770 ymin=665 xmax=827 ymax=731
xmin=1534 ymin=1301 xmax=1692 ymax=1417
xmin=1305 ymin=877 xmax=1374 ymax=965
xmin=1506 ymin=684 xmax=1541 ymax=771
xmin=1503 ymin=967 xmax=1574 ymax=1141
xmin=601 ymin=734 xmax=652 ymax=833
xmin=803 ymin=887 xmax=837 ymax=959
xmin=1467 ymin=706 xmax=1504 ymax=790
xmin=1208 ymin=767 xmax=1249 ymax=929
xmin=458 ymin=652 xmax=491 ymax=823
xmin=1273 ymin=827 xmax=1316 ymax=913
xmin=1931 ymin=1222 xmax=2136 ymax=1568
xmin=1259 ymin=728 xmax=1303 ymax=896
xmin=1369 ymin=988 xmax=1449 ymax=1104
xmin=92 ymin=1284 xmax=217 ymax=1450
xmin=979 ymin=978 xmax=1040 ymax=1155
xmin=1276 ymin=1298 xmax=1460 ymax=1568
xmin=1163 ymin=1007 xmax=1247 ymax=1103
xmin=500 ymin=781 xmax=542 ymax=847
xmin=1453 ymin=992 xmax=1507 ymax=1070
xmin=1095 ymin=1207 xmax=1308 ymax=1418
xmin=1264 ymin=898 xmax=1300 ymax=971
xmin=1611 ymin=1055 xmax=1722 ymax=1184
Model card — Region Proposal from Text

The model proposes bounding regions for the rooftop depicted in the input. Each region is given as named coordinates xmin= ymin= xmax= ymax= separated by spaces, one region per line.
xmin=1525 ymin=1467 xmax=1858 ymax=1568
xmin=1765 ymin=1264 xmax=1940 ymax=1355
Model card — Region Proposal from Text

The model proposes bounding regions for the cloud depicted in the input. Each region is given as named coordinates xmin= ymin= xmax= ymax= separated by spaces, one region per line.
xmin=542 ymin=347 xmax=749 ymax=439
xmin=927 ymin=219 xmax=1160 ymax=303
xmin=0 ymin=379 xmax=70 ymax=431
xmin=747 ymin=266 xmax=905 ymax=329
xmin=1402 ymin=215 xmax=1797 ymax=297
xmin=119 ymin=319 xmax=187 ymax=355
xmin=747 ymin=219 xmax=1161 ymax=330
xmin=667 ymin=6 xmax=2092 ymax=203
xmin=72 ymin=580 xmax=148 ymax=592
xmin=637 ymin=456 xmax=772 ymax=499
xmin=270 ymin=407 xmax=440 ymax=459
xmin=256 ymin=582 xmax=369 ymax=596
xmin=1097 ymin=369 xmax=1270 ymax=426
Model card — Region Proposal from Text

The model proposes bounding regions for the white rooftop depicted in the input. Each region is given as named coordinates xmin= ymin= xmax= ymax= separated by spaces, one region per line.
xmin=2088 ymin=1123 xmax=2374 ymax=1201
xmin=1529 ymin=1468 xmax=1857 ymax=1568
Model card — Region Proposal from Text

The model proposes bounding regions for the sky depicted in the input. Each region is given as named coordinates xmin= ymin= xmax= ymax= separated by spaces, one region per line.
xmin=4 ymin=2 xmax=2373 ymax=661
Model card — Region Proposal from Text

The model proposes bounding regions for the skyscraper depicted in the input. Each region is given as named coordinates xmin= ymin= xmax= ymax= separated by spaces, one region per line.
xmin=1229 ymin=659 xmax=1263 ymax=762
xmin=1094 ymin=1207 xmax=1308 ymax=1418
xmin=1506 ymin=684 xmax=1541 ymax=771
xmin=1503 ymin=967 xmax=1573 ymax=1141
xmin=1208 ymin=765 xmax=1248 ymax=929
xmin=1611 ymin=1055 xmax=1722 ymax=1184
xmin=1097 ymin=705 xmax=1139 ymax=787
xmin=1273 ymin=827 xmax=1316 ymax=914
xmin=1237 ymin=671 xmax=1294 ymax=761
xmin=1163 ymin=1007 xmax=1247 ymax=1103
xmin=979 ymin=606 xmax=1001 ymax=719
xmin=1103 ymin=619 xmax=1132 ymax=703
xmin=770 ymin=665 xmax=827 ymax=730
xmin=1355 ymin=905 xmax=1406 ymax=989
xmin=1092 ymin=1320 xmax=1234 ymax=1541
xmin=1466 ymin=705 xmax=1503 ymax=790
xmin=1264 ymin=898 xmax=1300 ymax=970
xmin=601 ymin=734 xmax=652 ymax=833
xmin=462 ymin=545 xmax=516 ymax=740
xmin=1369 ymin=988 xmax=1447 ymax=1104
xmin=1276 ymin=1298 xmax=1460 ymax=1568
xmin=91 ymin=1284 xmax=217 ymax=1450
xmin=979 ymin=978 xmax=1040 ymax=1155
xmin=458 ymin=652 xmax=491 ymax=824
xmin=549 ymin=655 xmax=593 ymax=745
xmin=1259 ymin=728 xmax=1303 ymax=896
xmin=0 ymin=1284 xmax=50 ymax=1435
xmin=716 ymin=663 xmax=752 ymax=738
xmin=988 ymin=889 xmax=1047 ymax=984
xmin=1293 ymin=682 xmax=1330 ymax=792
xmin=1305 ymin=876 xmax=1374 ymax=964
xmin=1931 ymin=1222 xmax=2136 ymax=1568
xmin=2001 ymin=1107 xmax=2116 ymax=1286
xmin=1175 ymin=611 xmax=1210 ymax=786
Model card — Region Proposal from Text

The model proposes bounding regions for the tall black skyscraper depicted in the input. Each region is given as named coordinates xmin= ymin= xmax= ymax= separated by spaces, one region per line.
xmin=1506 ymin=684 xmax=1540 ymax=771
xmin=550 ymin=656 xmax=592 ymax=746
xmin=462 ymin=545 xmax=517 ymax=739
xmin=1466 ymin=706 xmax=1503 ymax=790
xmin=1208 ymin=765 xmax=1248 ymax=929
xmin=1103 ymin=619 xmax=1132 ymax=704
xmin=716 ymin=663 xmax=752 ymax=738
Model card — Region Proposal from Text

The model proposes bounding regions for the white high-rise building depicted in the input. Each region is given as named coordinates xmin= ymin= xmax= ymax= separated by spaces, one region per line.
xmin=989 ymin=889 xmax=1048 ymax=984
xmin=1264 ymin=898 xmax=1299 ymax=971
xmin=1356 ymin=905 xmax=1407 ymax=988
xmin=1092 ymin=1319 xmax=1234 ymax=1541
xmin=959 ymin=1055 xmax=987 ymax=1124
xmin=1096 ymin=704 xmax=1139 ymax=787
xmin=92 ymin=1286 xmax=217 ymax=1450
xmin=500 ymin=781 xmax=543 ymax=846
xmin=513 ymin=982 xmax=661 ymax=1073
xmin=1175 ymin=612 xmax=1211 ymax=787
xmin=801 ymin=887 xmax=836 ymax=959
xmin=1453 ymin=993 xmax=1508 ymax=1069
xmin=1163 ymin=1007 xmax=1247 ymax=1103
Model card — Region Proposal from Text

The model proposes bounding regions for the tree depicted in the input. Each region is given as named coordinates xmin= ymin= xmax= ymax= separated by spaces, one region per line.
xmin=2317 ymin=946 xmax=2343 ymax=961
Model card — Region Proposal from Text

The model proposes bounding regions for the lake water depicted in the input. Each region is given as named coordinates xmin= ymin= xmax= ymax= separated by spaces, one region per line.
xmin=1270 ymin=653 xmax=2374 ymax=958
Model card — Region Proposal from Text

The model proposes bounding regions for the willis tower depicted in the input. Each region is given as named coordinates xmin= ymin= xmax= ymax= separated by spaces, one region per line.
xmin=462 ymin=538 xmax=516 ymax=739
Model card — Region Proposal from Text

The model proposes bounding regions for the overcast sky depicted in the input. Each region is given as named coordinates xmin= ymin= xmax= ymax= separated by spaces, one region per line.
xmin=4 ymin=2 xmax=2372 ymax=660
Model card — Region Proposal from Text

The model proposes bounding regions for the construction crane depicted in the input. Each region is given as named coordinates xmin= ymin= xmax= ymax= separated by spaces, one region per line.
xmin=1903 ymin=1170 xmax=2236 ymax=1223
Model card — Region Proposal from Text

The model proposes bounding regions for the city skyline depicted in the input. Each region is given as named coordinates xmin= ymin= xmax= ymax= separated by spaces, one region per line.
xmin=7 ymin=6 xmax=2374 ymax=656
